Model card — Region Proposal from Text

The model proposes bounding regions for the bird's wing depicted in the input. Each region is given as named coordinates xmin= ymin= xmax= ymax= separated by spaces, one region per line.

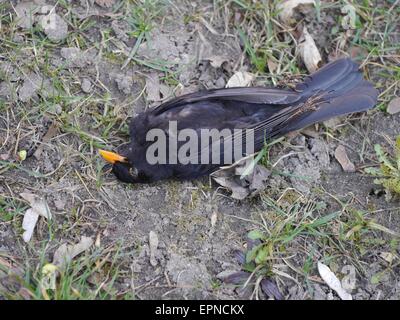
xmin=204 ymin=82 xmax=377 ymax=160
xmin=152 ymin=87 xmax=301 ymax=115
xmin=189 ymin=101 xmax=313 ymax=164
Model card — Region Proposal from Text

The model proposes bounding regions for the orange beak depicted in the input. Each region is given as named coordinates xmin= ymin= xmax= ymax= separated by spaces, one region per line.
xmin=99 ymin=149 xmax=128 ymax=164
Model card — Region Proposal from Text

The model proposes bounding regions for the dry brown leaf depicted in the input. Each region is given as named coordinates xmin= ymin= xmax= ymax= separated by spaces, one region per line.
xmin=206 ymin=55 xmax=228 ymax=68
xmin=20 ymin=193 xmax=52 ymax=219
xmin=334 ymin=145 xmax=355 ymax=172
xmin=277 ymin=0 xmax=316 ymax=25
xmin=95 ymin=0 xmax=116 ymax=8
xmin=298 ymin=26 xmax=322 ymax=73
xmin=212 ymin=158 xmax=271 ymax=200
xmin=226 ymin=71 xmax=254 ymax=88
xmin=53 ymin=236 xmax=93 ymax=270
xmin=20 ymin=193 xmax=52 ymax=242
xmin=387 ymin=97 xmax=400 ymax=115
xmin=33 ymin=123 xmax=59 ymax=159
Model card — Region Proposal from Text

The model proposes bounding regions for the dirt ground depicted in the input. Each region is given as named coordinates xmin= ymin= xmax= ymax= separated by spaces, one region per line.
xmin=0 ymin=0 xmax=400 ymax=300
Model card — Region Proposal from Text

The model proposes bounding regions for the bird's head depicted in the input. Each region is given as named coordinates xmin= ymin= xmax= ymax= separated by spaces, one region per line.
xmin=99 ymin=149 xmax=138 ymax=183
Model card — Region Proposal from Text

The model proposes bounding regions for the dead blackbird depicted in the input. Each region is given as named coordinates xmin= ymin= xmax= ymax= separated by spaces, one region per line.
xmin=100 ymin=58 xmax=378 ymax=183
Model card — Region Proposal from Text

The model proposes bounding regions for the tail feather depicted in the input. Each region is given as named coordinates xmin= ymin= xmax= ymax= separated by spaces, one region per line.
xmin=322 ymin=72 xmax=364 ymax=99
xmin=284 ymin=58 xmax=378 ymax=132
xmin=296 ymin=58 xmax=361 ymax=97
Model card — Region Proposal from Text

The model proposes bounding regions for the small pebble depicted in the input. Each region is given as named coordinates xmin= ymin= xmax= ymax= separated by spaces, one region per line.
xmin=55 ymin=104 xmax=63 ymax=114
xmin=12 ymin=34 xmax=24 ymax=43
xmin=81 ymin=78 xmax=92 ymax=93
xmin=40 ymin=13 xmax=68 ymax=42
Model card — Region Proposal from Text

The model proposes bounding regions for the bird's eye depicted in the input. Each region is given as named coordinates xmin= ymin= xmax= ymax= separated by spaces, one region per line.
xmin=129 ymin=166 xmax=138 ymax=177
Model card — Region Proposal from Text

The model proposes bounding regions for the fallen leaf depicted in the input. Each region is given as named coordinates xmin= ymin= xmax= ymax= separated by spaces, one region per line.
xmin=20 ymin=193 xmax=52 ymax=219
xmin=20 ymin=193 xmax=52 ymax=242
xmin=33 ymin=122 xmax=59 ymax=159
xmin=53 ymin=236 xmax=93 ymax=269
xmin=226 ymin=71 xmax=254 ymax=88
xmin=233 ymin=250 xmax=246 ymax=265
xmin=212 ymin=157 xmax=271 ymax=200
xmin=149 ymin=231 xmax=159 ymax=267
xmin=380 ymin=252 xmax=395 ymax=264
xmin=95 ymin=0 xmax=115 ymax=8
xmin=212 ymin=174 xmax=247 ymax=200
xmin=206 ymin=56 xmax=228 ymax=68
xmin=22 ymin=209 xmax=39 ymax=242
xmin=277 ymin=0 xmax=316 ymax=25
xmin=260 ymin=278 xmax=284 ymax=300
xmin=387 ymin=97 xmax=400 ymax=115
xmin=298 ymin=26 xmax=322 ymax=73
xmin=217 ymin=270 xmax=250 ymax=285
xmin=334 ymin=145 xmax=355 ymax=172
xmin=317 ymin=261 xmax=352 ymax=300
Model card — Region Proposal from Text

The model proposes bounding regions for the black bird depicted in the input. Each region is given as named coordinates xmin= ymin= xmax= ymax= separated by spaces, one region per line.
xmin=100 ymin=58 xmax=378 ymax=183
